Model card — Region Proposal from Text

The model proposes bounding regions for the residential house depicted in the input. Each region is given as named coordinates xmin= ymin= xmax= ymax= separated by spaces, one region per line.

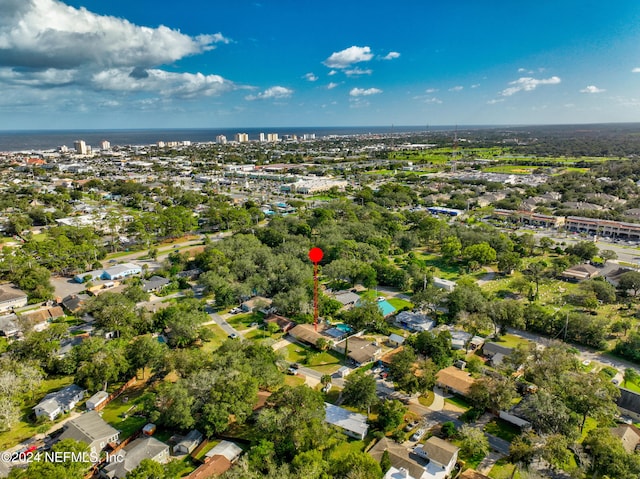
xmin=482 ymin=342 xmax=514 ymax=367
xmin=333 ymin=291 xmax=361 ymax=309
xmin=324 ymin=402 xmax=369 ymax=440
xmin=436 ymin=366 xmax=475 ymax=397
xmin=448 ymin=329 xmax=473 ymax=350
xmin=101 ymin=436 xmax=170 ymax=479
xmin=58 ymin=411 xmax=119 ymax=458
xmin=240 ymin=296 xmax=272 ymax=314
xmin=334 ymin=336 xmax=382 ymax=366
xmin=395 ymin=311 xmax=435 ymax=332
xmin=34 ymin=384 xmax=85 ymax=421
xmin=617 ymin=388 xmax=640 ymax=422
xmin=413 ymin=437 xmax=459 ymax=479
xmin=141 ymin=276 xmax=171 ymax=293
xmin=186 ymin=456 xmax=231 ymax=479
xmin=61 ymin=293 xmax=90 ymax=314
xmin=603 ymin=266 xmax=633 ymax=287
xmin=264 ymin=314 xmax=295 ymax=333
xmin=0 ymin=283 xmax=28 ymax=313
xmin=560 ymin=264 xmax=600 ymax=282
xmin=173 ymin=430 xmax=203 ymax=455
xmin=610 ymin=424 xmax=640 ymax=454
xmin=369 ymin=437 xmax=428 ymax=479
xmin=86 ymin=391 xmax=110 ymax=411
xmin=0 ymin=313 xmax=20 ymax=337
xmin=20 ymin=306 xmax=64 ymax=330
xmin=388 ymin=333 xmax=406 ymax=347
xmin=288 ymin=323 xmax=329 ymax=347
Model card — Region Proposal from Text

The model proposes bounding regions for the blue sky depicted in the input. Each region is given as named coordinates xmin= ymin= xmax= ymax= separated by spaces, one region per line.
xmin=2 ymin=0 xmax=640 ymax=129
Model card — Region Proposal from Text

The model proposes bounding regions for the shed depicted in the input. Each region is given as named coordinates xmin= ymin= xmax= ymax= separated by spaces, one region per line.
xmin=86 ymin=391 xmax=109 ymax=411
xmin=173 ymin=430 xmax=203 ymax=455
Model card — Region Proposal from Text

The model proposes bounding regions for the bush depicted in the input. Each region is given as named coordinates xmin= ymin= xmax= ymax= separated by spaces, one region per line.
xmin=460 ymin=408 xmax=484 ymax=423
xmin=391 ymin=429 xmax=407 ymax=443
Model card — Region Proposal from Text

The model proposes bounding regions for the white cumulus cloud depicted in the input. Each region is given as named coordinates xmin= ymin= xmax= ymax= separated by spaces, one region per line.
xmin=345 ymin=68 xmax=373 ymax=77
xmin=500 ymin=76 xmax=561 ymax=96
xmin=632 ymin=67 xmax=640 ymax=73
xmin=327 ymin=82 xmax=339 ymax=90
xmin=349 ymin=87 xmax=382 ymax=97
xmin=304 ymin=72 xmax=318 ymax=82
xmin=245 ymin=86 xmax=293 ymax=101
xmin=449 ymin=86 xmax=463 ymax=92
xmin=0 ymin=0 xmax=228 ymax=70
xmin=580 ymin=85 xmax=605 ymax=94
xmin=92 ymin=68 xmax=232 ymax=98
xmin=383 ymin=51 xmax=400 ymax=60
xmin=324 ymin=46 xmax=373 ymax=69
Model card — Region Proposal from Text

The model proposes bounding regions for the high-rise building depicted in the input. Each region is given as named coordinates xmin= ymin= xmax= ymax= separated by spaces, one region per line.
xmin=259 ymin=133 xmax=266 ymax=142
xmin=74 ymin=140 xmax=87 ymax=155
xmin=267 ymin=133 xmax=279 ymax=142
xmin=216 ymin=135 xmax=227 ymax=144
xmin=100 ymin=140 xmax=111 ymax=150
xmin=235 ymin=133 xmax=249 ymax=143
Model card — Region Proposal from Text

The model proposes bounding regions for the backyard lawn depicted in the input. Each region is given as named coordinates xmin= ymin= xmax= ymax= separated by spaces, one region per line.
xmin=200 ymin=323 xmax=228 ymax=353
xmin=100 ymin=385 xmax=152 ymax=440
xmin=388 ymin=298 xmax=413 ymax=311
xmin=483 ymin=418 xmax=521 ymax=442
xmin=226 ymin=312 xmax=264 ymax=331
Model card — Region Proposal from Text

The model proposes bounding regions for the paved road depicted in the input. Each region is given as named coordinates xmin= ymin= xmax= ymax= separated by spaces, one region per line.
xmin=507 ymin=327 xmax=640 ymax=376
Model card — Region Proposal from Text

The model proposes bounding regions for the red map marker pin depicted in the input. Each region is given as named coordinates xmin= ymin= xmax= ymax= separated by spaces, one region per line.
xmin=308 ymin=247 xmax=324 ymax=263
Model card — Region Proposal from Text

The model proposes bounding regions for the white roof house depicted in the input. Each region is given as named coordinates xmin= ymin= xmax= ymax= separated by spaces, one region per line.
xmin=324 ymin=402 xmax=369 ymax=440
xmin=34 ymin=384 xmax=85 ymax=421
xmin=433 ymin=277 xmax=456 ymax=292
xmin=205 ymin=440 xmax=243 ymax=462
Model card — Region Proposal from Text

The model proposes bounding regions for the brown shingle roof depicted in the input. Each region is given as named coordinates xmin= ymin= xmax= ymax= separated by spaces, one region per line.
xmin=421 ymin=436 xmax=459 ymax=467
xmin=460 ymin=469 xmax=491 ymax=479
xmin=186 ymin=455 xmax=232 ymax=479
xmin=436 ymin=366 xmax=475 ymax=396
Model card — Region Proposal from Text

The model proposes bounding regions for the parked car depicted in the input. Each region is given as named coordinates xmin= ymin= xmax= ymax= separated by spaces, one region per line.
xmin=228 ymin=333 xmax=239 ymax=339
xmin=410 ymin=428 xmax=426 ymax=442
xmin=287 ymin=367 xmax=298 ymax=375
xmin=404 ymin=420 xmax=418 ymax=432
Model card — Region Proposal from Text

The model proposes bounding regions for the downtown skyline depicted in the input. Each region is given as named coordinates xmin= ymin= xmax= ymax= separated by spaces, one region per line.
xmin=2 ymin=0 xmax=640 ymax=129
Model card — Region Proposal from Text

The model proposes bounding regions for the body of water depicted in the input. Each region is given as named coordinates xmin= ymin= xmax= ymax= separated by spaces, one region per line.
xmin=0 ymin=126 xmax=458 ymax=152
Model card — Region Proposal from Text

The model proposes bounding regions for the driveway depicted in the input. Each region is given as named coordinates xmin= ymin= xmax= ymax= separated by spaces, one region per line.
xmin=203 ymin=312 xmax=240 ymax=337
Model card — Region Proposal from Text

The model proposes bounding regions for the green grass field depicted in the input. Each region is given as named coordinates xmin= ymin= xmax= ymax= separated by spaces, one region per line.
xmin=200 ymin=323 xmax=229 ymax=353
xmin=226 ymin=312 xmax=264 ymax=331
xmin=388 ymin=298 xmax=413 ymax=311
xmin=100 ymin=386 xmax=151 ymax=440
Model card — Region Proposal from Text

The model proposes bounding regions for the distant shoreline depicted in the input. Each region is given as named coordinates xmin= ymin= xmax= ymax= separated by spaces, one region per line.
xmin=1 ymin=122 xmax=639 ymax=152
